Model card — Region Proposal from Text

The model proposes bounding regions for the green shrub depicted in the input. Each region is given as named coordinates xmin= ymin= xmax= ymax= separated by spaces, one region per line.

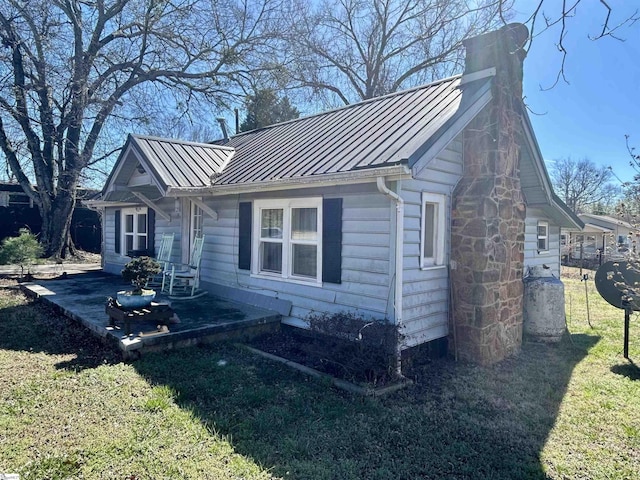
xmin=121 ymin=256 xmax=161 ymax=293
xmin=0 ymin=228 xmax=44 ymax=276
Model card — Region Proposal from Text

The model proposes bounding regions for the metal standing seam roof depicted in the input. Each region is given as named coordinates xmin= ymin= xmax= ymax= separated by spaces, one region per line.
xmin=131 ymin=135 xmax=235 ymax=190
xmin=105 ymin=75 xmax=476 ymax=195
xmin=212 ymin=75 xmax=466 ymax=185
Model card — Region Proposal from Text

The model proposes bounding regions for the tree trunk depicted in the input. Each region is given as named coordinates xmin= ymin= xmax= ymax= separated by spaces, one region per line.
xmin=39 ymin=187 xmax=77 ymax=258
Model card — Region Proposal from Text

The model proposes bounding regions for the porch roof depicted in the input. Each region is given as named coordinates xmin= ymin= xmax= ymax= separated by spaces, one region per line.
xmin=101 ymin=135 xmax=235 ymax=200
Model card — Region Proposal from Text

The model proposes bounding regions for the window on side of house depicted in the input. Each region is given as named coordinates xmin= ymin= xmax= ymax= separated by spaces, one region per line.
xmin=253 ymin=198 xmax=322 ymax=283
xmin=421 ymin=192 xmax=446 ymax=268
xmin=537 ymin=221 xmax=549 ymax=253
xmin=122 ymin=207 xmax=148 ymax=253
xmin=190 ymin=202 xmax=204 ymax=249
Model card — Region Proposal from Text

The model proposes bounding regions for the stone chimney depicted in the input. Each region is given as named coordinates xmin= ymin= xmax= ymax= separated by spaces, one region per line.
xmin=450 ymin=23 xmax=529 ymax=365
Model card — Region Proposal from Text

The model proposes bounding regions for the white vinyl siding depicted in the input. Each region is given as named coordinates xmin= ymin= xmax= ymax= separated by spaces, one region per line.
xmin=402 ymin=137 xmax=463 ymax=348
xmin=524 ymin=208 xmax=561 ymax=276
xmin=198 ymin=184 xmax=392 ymax=326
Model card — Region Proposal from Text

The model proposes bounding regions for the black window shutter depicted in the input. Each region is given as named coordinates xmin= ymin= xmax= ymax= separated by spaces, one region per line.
xmin=114 ymin=209 xmax=121 ymax=254
xmin=147 ymin=208 xmax=156 ymax=256
xmin=322 ymin=198 xmax=342 ymax=284
xmin=238 ymin=202 xmax=252 ymax=270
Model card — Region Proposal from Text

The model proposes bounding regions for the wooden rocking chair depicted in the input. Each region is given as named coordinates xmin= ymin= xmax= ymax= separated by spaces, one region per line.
xmin=146 ymin=233 xmax=175 ymax=289
xmin=164 ymin=235 xmax=206 ymax=299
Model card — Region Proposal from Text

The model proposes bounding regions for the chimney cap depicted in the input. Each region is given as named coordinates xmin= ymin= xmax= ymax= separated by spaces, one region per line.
xmin=463 ymin=22 xmax=529 ymax=52
xmin=462 ymin=23 xmax=529 ymax=77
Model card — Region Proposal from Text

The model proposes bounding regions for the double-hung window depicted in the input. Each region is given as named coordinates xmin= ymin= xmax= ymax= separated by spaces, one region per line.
xmin=122 ymin=207 xmax=148 ymax=253
xmin=421 ymin=193 xmax=446 ymax=268
xmin=253 ymin=198 xmax=322 ymax=283
xmin=537 ymin=221 xmax=549 ymax=253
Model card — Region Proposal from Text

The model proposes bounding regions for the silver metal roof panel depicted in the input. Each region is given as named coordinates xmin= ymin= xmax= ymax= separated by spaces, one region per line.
xmin=214 ymin=76 xmax=465 ymax=185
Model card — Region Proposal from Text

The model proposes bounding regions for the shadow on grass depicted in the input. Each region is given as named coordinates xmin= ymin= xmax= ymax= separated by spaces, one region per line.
xmin=132 ymin=332 xmax=599 ymax=480
xmin=0 ymin=284 xmax=601 ymax=479
xmin=611 ymin=360 xmax=640 ymax=381
xmin=0 ymin=296 xmax=120 ymax=371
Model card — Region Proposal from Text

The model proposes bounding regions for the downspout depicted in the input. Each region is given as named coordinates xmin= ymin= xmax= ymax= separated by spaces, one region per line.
xmin=376 ymin=176 xmax=404 ymax=376
xmin=449 ymin=176 xmax=463 ymax=362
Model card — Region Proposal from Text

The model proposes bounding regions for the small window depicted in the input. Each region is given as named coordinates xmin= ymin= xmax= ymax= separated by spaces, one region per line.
xmin=421 ymin=193 xmax=446 ymax=268
xmin=122 ymin=207 xmax=148 ymax=254
xmin=537 ymin=221 xmax=549 ymax=253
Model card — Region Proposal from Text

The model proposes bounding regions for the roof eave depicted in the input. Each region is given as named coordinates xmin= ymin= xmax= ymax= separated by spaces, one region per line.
xmin=520 ymin=110 xmax=583 ymax=230
xmin=166 ymin=164 xmax=411 ymax=197
xmin=84 ymin=199 xmax=141 ymax=208
xmin=551 ymin=192 xmax=584 ymax=229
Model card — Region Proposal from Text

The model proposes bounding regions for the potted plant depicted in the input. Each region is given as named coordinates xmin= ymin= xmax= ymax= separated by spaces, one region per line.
xmin=117 ymin=256 xmax=162 ymax=308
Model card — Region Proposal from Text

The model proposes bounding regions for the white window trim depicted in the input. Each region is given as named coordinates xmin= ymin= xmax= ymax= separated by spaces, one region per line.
xmin=251 ymin=197 xmax=323 ymax=285
xmin=420 ymin=192 xmax=446 ymax=269
xmin=121 ymin=206 xmax=148 ymax=255
xmin=190 ymin=202 xmax=204 ymax=250
xmin=537 ymin=221 xmax=549 ymax=254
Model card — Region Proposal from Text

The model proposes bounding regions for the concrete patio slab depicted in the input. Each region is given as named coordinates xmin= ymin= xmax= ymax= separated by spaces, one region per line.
xmin=20 ymin=270 xmax=281 ymax=359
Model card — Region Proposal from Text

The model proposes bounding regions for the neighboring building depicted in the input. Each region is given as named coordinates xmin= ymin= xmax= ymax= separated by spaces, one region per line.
xmin=90 ymin=24 xmax=582 ymax=365
xmin=562 ymin=213 xmax=635 ymax=261
xmin=0 ymin=182 xmax=102 ymax=253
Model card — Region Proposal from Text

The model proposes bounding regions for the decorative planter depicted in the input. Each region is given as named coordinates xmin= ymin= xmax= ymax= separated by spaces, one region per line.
xmin=116 ymin=289 xmax=156 ymax=309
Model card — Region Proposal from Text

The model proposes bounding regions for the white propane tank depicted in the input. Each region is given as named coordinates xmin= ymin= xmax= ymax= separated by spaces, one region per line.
xmin=523 ymin=266 xmax=566 ymax=342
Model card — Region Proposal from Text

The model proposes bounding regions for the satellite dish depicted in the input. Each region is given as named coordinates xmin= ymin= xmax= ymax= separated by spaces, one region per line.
xmin=594 ymin=261 xmax=640 ymax=311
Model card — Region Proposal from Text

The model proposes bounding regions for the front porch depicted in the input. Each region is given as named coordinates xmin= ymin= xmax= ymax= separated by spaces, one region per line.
xmin=21 ymin=270 xmax=281 ymax=359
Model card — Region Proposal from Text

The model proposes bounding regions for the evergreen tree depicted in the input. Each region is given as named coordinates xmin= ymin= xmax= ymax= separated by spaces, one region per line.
xmin=240 ymin=90 xmax=300 ymax=132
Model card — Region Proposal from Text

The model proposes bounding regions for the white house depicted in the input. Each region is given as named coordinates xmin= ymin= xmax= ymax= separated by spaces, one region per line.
xmin=562 ymin=213 xmax=635 ymax=260
xmin=90 ymin=24 xmax=582 ymax=365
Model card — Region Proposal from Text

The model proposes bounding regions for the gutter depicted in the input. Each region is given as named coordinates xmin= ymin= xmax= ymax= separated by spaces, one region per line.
xmin=376 ymin=176 xmax=404 ymax=376
xmin=166 ymin=165 xmax=411 ymax=197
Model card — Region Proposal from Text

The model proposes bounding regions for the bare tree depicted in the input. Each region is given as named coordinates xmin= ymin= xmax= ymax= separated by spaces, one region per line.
xmin=281 ymin=0 xmax=508 ymax=107
xmin=501 ymin=1 xmax=639 ymax=87
xmin=0 ymin=0 xmax=284 ymax=257
xmin=551 ymin=157 xmax=619 ymax=214
xmin=615 ymin=136 xmax=640 ymax=218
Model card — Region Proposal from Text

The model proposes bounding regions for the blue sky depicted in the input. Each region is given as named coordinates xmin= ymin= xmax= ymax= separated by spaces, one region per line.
xmin=514 ymin=1 xmax=640 ymax=186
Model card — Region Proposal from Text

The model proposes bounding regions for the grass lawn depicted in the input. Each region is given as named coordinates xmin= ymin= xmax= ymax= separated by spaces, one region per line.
xmin=1 ymin=270 xmax=639 ymax=479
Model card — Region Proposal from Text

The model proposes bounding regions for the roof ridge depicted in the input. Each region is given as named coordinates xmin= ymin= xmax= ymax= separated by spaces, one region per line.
xmin=131 ymin=134 xmax=235 ymax=151
xmin=229 ymin=75 xmax=463 ymax=139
